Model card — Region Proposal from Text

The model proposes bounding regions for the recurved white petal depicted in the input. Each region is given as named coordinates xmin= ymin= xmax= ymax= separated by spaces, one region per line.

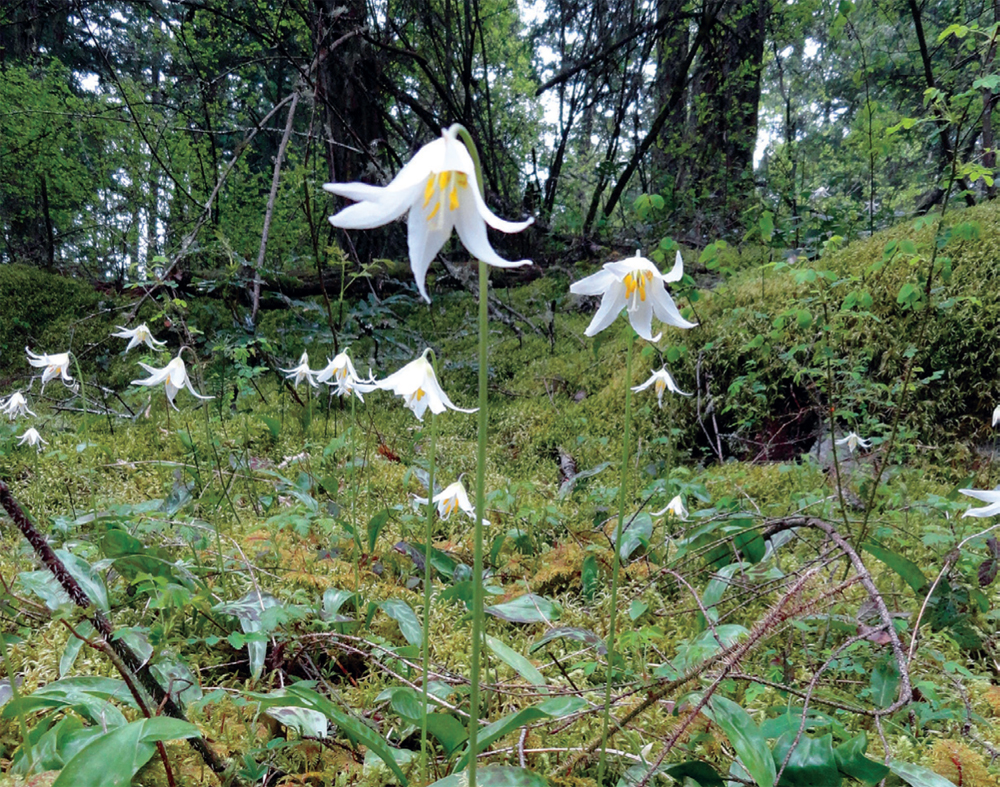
xmin=454 ymin=202 xmax=531 ymax=269
xmin=651 ymin=289 xmax=698 ymax=329
xmin=583 ymin=284 xmax=627 ymax=337
xmin=569 ymin=269 xmax=617 ymax=296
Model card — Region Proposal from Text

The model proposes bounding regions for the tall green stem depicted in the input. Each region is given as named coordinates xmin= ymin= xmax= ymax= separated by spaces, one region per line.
xmin=350 ymin=393 xmax=361 ymax=606
xmin=597 ymin=330 xmax=634 ymax=783
xmin=468 ymin=258 xmax=489 ymax=787
xmin=420 ymin=409 xmax=437 ymax=777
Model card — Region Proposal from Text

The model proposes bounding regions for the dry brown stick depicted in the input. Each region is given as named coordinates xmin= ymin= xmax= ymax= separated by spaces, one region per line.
xmin=252 ymin=89 xmax=301 ymax=325
xmin=0 ymin=478 xmax=234 ymax=783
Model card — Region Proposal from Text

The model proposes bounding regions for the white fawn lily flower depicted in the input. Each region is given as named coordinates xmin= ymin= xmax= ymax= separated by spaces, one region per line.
xmin=992 ymin=404 xmax=1000 ymax=427
xmin=376 ymin=349 xmax=476 ymax=421
xmin=631 ymin=367 xmax=691 ymax=407
xmin=325 ymin=124 xmax=532 ymax=303
xmin=959 ymin=487 xmax=1000 ymax=518
xmin=316 ymin=351 xmax=376 ymax=401
xmin=281 ymin=351 xmax=318 ymax=389
xmin=835 ymin=431 xmax=871 ymax=454
xmin=131 ymin=356 xmax=213 ymax=410
xmin=569 ymin=250 xmax=696 ymax=342
xmin=26 ymin=347 xmax=73 ymax=387
xmin=111 ymin=323 xmax=167 ymax=352
xmin=652 ymin=495 xmax=688 ymax=519
xmin=17 ymin=427 xmax=47 ymax=451
xmin=415 ymin=478 xmax=489 ymax=524
xmin=1 ymin=392 xmax=35 ymax=420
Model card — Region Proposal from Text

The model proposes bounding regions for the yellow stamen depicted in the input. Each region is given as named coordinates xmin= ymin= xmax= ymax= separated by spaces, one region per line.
xmin=439 ymin=171 xmax=451 ymax=190
xmin=427 ymin=202 xmax=441 ymax=221
xmin=449 ymin=185 xmax=460 ymax=211
xmin=410 ymin=388 xmax=426 ymax=404
xmin=655 ymin=379 xmax=665 ymax=395
xmin=423 ymin=174 xmax=436 ymax=208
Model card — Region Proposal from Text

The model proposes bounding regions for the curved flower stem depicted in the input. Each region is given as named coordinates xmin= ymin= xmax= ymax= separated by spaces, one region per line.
xmin=597 ymin=329 xmax=634 ymax=783
xmin=468 ymin=258 xmax=490 ymax=787
xmin=451 ymin=124 xmax=486 ymax=200
xmin=420 ymin=407 xmax=437 ymax=777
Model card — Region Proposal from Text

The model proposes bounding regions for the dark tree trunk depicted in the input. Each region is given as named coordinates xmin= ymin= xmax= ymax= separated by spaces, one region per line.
xmin=663 ymin=0 xmax=768 ymax=236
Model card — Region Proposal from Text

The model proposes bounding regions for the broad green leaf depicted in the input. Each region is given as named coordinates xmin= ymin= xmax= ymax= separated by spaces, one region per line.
xmin=834 ymin=734 xmax=889 ymax=784
xmin=322 ymin=588 xmax=356 ymax=622
xmin=663 ymin=761 xmax=724 ymax=786
xmin=428 ymin=766 xmax=549 ymax=787
xmin=771 ymin=731 xmax=840 ymax=786
xmin=52 ymin=717 xmax=199 ymax=787
xmin=4 ymin=677 xmax=133 ymax=728
xmin=486 ymin=594 xmax=561 ymax=624
xmin=486 ymin=635 xmax=547 ymax=688
xmin=265 ymin=706 xmax=329 ymax=738
xmin=615 ymin=512 xmax=652 ymax=561
xmin=380 ymin=599 xmax=422 ymax=646
xmin=870 ymin=657 xmax=900 ymax=708
xmin=581 ymin=554 xmax=599 ymax=601
xmin=705 ymin=696 xmax=775 ymax=787
xmin=888 ymin=760 xmax=959 ymax=787
xmin=367 ymin=509 xmax=390 ymax=553
xmin=454 ymin=696 xmax=586 ymax=770
xmin=529 ymin=626 xmax=606 ymax=655
xmin=214 ymin=592 xmax=282 ymax=680
xmin=260 ymin=415 xmax=281 ymax=439
xmin=862 ymin=544 xmax=927 ymax=594
xmin=284 ymin=684 xmax=408 ymax=785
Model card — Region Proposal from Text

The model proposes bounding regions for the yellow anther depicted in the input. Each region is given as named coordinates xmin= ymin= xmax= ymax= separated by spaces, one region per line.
xmin=449 ymin=185 xmax=460 ymax=211
xmin=655 ymin=379 xmax=665 ymax=395
xmin=423 ymin=174 xmax=436 ymax=208
xmin=427 ymin=202 xmax=441 ymax=221
xmin=410 ymin=388 xmax=426 ymax=404
xmin=439 ymin=171 xmax=451 ymax=190
xmin=457 ymin=173 xmax=468 ymax=188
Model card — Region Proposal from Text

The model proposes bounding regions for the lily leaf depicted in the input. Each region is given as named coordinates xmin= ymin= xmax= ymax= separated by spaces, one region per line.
xmin=705 ymin=696 xmax=775 ymax=787
xmin=486 ymin=594 xmax=561 ymax=624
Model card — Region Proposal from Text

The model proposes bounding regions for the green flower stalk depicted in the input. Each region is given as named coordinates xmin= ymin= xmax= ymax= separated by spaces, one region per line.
xmin=597 ymin=329 xmax=633 ymax=783
xmin=566 ymin=249 xmax=696 ymax=782
xmin=322 ymin=123 xmax=533 ymax=787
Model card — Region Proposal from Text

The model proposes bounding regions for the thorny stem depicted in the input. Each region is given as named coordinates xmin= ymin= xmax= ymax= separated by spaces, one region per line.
xmin=597 ymin=329 xmax=634 ymax=784
xmin=468 ymin=257 xmax=490 ymax=787
xmin=0 ymin=478 xmax=234 ymax=782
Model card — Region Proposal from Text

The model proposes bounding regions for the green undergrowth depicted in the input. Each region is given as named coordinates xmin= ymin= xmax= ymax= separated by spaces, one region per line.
xmin=0 ymin=219 xmax=1000 ymax=786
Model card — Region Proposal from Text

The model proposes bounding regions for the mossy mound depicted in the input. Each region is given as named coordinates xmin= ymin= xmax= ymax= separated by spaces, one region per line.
xmin=687 ymin=199 xmax=1000 ymax=459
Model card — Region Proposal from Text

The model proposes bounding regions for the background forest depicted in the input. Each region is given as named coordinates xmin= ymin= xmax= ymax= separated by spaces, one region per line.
xmin=5 ymin=2 xmax=1000 ymax=787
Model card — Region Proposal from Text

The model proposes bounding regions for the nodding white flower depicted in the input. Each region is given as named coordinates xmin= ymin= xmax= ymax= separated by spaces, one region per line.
xmin=835 ymin=431 xmax=871 ymax=454
xmin=131 ymin=356 xmax=213 ymax=410
xmin=17 ymin=427 xmax=46 ymax=451
xmin=112 ymin=323 xmax=167 ymax=352
xmin=415 ymin=478 xmax=489 ymax=524
xmin=25 ymin=347 xmax=73 ymax=387
xmin=631 ymin=367 xmax=691 ymax=407
xmin=652 ymin=495 xmax=688 ymax=520
xmin=316 ymin=351 xmax=377 ymax=401
xmin=280 ymin=351 xmax=318 ymax=389
xmin=1 ymin=392 xmax=35 ymax=420
xmin=959 ymin=487 xmax=1000 ymax=518
xmin=993 ymin=404 xmax=1000 ymax=427
xmin=375 ymin=349 xmax=476 ymax=421
xmin=569 ymin=250 xmax=696 ymax=342
xmin=325 ymin=124 xmax=533 ymax=303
